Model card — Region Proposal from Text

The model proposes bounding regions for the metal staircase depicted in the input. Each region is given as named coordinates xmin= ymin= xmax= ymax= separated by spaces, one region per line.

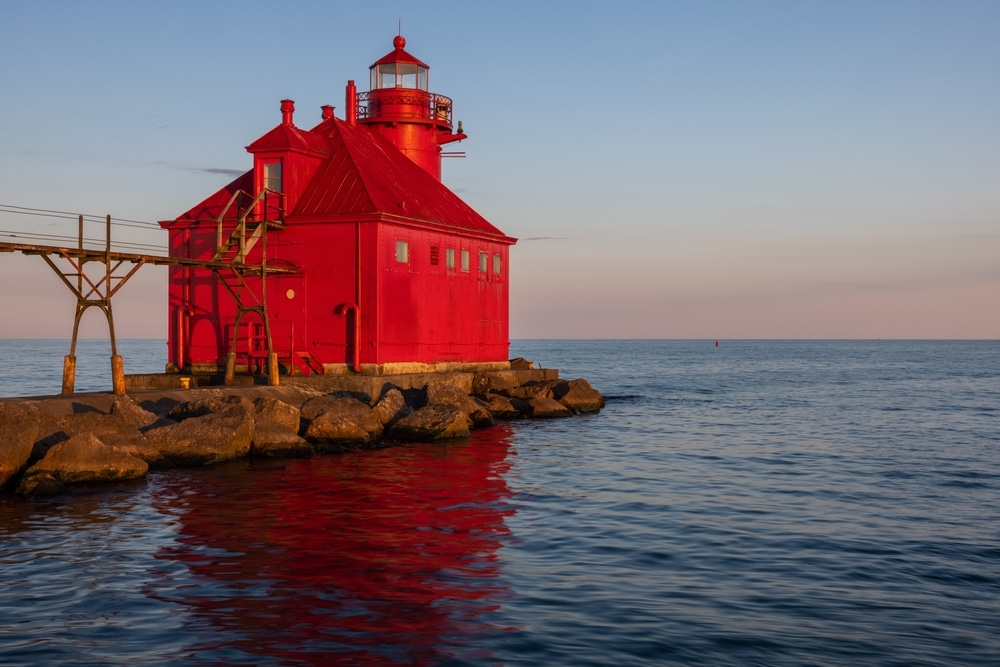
xmin=213 ymin=189 xmax=283 ymax=264
xmin=212 ymin=189 xmax=289 ymax=384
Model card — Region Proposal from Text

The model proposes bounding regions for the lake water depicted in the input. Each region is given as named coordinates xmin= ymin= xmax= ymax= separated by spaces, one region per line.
xmin=0 ymin=339 xmax=998 ymax=666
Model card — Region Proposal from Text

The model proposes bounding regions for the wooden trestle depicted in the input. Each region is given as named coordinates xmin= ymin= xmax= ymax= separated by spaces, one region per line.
xmin=0 ymin=208 xmax=292 ymax=395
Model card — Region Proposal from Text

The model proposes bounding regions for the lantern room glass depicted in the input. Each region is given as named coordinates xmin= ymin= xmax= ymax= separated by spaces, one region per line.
xmin=372 ymin=62 xmax=428 ymax=90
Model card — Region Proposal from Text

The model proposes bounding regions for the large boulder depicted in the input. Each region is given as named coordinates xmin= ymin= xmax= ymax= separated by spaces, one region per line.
xmin=480 ymin=393 xmax=524 ymax=420
xmin=300 ymin=395 xmax=372 ymax=422
xmin=110 ymin=395 xmax=167 ymax=429
xmin=513 ymin=396 xmax=574 ymax=418
xmin=254 ymin=396 xmax=301 ymax=433
xmin=166 ymin=394 xmax=254 ymax=421
xmin=558 ymin=378 xmax=605 ymax=413
xmin=133 ymin=401 xmax=255 ymax=468
xmin=32 ymin=411 xmax=149 ymax=462
xmin=16 ymin=432 xmax=148 ymax=495
xmin=301 ymin=396 xmax=383 ymax=450
xmin=505 ymin=380 xmax=568 ymax=401
xmin=251 ymin=419 xmax=313 ymax=459
xmin=466 ymin=397 xmax=497 ymax=428
xmin=371 ymin=388 xmax=411 ymax=426
xmin=387 ymin=405 xmax=472 ymax=442
xmin=0 ymin=403 xmax=40 ymax=488
xmin=425 ymin=380 xmax=495 ymax=428
xmin=167 ymin=397 xmax=230 ymax=422
xmin=305 ymin=415 xmax=383 ymax=452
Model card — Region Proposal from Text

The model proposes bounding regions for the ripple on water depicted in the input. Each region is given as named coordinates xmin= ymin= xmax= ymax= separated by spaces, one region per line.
xmin=1 ymin=340 xmax=999 ymax=666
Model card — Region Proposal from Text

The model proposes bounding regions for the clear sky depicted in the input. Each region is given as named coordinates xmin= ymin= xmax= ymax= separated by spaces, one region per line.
xmin=1 ymin=0 xmax=997 ymax=339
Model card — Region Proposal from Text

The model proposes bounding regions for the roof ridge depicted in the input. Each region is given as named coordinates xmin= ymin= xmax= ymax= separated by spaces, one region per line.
xmin=331 ymin=120 xmax=383 ymax=208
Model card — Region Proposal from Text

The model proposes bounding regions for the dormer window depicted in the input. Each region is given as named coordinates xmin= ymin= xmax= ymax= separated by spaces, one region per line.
xmin=262 ymin=161 xmax=282 ymax=194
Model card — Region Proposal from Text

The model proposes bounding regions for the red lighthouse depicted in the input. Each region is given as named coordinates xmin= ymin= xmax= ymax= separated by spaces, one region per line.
xmin=160 ymin=36 xmax=516 ymax=380
xmin=348 ymin=34 xmax=467 ymax=181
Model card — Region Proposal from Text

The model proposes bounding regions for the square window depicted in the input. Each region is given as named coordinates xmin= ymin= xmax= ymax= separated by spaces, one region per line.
xmin=446 ymin=247 xmax=455 ymax=269
xmin=461 ymin=249 xmax=470 ymax=272
xmin=396 ymin=240 xmax=409 ymax=263
xmin=263 ymin=161 xmax=282 ymax=193
xmin=493 ymin=254 xmax=502 ymax=275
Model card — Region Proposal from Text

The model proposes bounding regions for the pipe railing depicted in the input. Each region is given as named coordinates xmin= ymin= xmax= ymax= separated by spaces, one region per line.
xmin=356 ymin=89 xmax=453 ymax=125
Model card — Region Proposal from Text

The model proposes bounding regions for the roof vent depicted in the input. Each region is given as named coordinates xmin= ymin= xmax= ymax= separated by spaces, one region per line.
xmin=280 ymin=99 xmax=295 ymax=126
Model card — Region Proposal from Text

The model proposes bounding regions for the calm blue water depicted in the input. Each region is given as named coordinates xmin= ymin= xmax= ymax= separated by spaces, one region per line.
xmin=0 ymin=339 xmax=168 ymax=397
xmin=0 ymin=339 xmax=998 ymax=666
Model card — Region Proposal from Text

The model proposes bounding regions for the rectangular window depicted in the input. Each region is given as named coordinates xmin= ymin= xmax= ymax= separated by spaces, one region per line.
xmin=430 ymin=245 xmax=440 ymax=266
xmin=493 ymin=253 xmax=502 ymax=275
xmin=263 ymin=161 xmax=282 ymax=193
xmin=479 ymin=251 xmax=488 ymax=273
xmin=395 ymin=240 xmax=409 ymax=263
xmin=445 ymin=247 xmax=455 ymax=269
xmin=461 ymin=249 xmax=470 ymax=272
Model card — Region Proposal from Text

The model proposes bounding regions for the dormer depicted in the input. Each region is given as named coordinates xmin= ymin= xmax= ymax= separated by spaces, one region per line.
xmin=246 ymin=99 xmax=327 ymax=218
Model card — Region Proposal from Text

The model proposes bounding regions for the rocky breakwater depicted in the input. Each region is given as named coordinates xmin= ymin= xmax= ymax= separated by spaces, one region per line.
xmin=0 ymin=374 xmax=604 ymax=497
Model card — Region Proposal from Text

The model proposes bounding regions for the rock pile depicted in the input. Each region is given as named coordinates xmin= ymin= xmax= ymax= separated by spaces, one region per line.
xmin=1 ymin=376 xmax=604 ymax=496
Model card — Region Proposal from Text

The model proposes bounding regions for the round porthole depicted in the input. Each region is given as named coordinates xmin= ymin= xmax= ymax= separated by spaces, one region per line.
xmin=285 ymin=289 xmax=296 ymax=300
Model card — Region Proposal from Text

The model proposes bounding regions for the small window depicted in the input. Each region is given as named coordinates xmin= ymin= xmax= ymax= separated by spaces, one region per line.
xmin=493 ymin=254 xmax=502 ymax=275
xmin=396 ymin=240 xmax=409 ymax=263
xmin=263 ymin=161 xmax=282 ymax=193
xmin=446 ymin=247 xmax=455 ymax=269
xmin=430 ymin=246 xmax=440 ymax=266
xmin=461 ymin=249 xmax=470 ymax=272
xmin=479 ymin=251 xmax=488 ymax=273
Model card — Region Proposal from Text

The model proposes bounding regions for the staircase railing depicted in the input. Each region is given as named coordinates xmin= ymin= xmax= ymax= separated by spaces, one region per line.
xmin=209 ymin=188 xmax=287 ymax=384
xmin=214 ymin=189 xmax=284 ymax=263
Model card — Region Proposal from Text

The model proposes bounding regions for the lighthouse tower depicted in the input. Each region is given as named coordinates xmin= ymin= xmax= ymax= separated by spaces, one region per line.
xmin=346 ymin=35 xmax=467 ymax=181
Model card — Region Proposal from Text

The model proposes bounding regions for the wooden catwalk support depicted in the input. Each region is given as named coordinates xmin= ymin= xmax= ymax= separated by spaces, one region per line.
xmin=1 ymin=206 xmax=293 ymax=395
xmin=36 ymin=215 xmax=142 ymax=395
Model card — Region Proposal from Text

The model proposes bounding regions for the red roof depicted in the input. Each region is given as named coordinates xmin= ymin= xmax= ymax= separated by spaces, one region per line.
xmin=294 ymin=119 xmax=508 ymax=238
xmin=165 ymin=118 xmax=511 ymax=242
xmin=246 ymin=123 xmax=327 ymax=155
xmin=167 ymin=170 xmax=253 ymax=224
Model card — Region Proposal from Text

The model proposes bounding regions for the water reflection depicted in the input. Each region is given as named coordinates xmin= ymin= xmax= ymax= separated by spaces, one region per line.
xmin=146 ymin=425 xmax=517 ymax=666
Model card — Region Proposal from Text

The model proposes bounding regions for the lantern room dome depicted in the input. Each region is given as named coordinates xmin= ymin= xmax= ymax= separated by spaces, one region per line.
xmin=370 ymin=34 xmax=429 ymax=91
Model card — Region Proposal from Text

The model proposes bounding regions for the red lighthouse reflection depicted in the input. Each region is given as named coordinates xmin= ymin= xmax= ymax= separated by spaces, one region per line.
xmin=146 ymin=425 xmax=517 ymax=665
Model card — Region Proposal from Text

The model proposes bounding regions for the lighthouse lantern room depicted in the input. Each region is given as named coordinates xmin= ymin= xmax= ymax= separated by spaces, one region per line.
xmin=350 ymin=35 xmax=467 ymax=181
